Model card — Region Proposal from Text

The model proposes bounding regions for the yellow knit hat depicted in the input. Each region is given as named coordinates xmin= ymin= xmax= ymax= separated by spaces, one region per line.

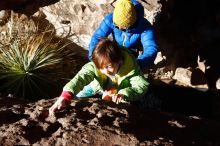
xmin=113 ymin=0 xmax=137 ymax=29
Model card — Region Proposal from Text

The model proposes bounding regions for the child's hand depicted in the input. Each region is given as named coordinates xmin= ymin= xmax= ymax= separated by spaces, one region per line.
xmin=112 ymin=94 xmax=124 ymax=104
xmin=102 ymin=88 xmax=116 ymax=101
xmin=102 ymin=90 xmax=112 ymax=101
xmin=102 ymin=94 xmax=112 ymax=101
xmin=49 ymin=96 xmax=68 ymax=115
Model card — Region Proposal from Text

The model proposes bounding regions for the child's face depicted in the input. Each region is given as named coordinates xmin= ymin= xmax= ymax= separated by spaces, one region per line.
xmin=99 ymin=63 xmax=119 ymax=76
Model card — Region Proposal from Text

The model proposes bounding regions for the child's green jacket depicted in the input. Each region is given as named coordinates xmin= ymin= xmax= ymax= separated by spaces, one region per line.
xmin=63 ymin=48 xmax=149 ymax=102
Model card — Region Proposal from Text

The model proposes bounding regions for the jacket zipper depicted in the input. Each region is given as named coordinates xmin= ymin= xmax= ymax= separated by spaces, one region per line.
xmin=122 ymin=31 xmax=127 ymax=46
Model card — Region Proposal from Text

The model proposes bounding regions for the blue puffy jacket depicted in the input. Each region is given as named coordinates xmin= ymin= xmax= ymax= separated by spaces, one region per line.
xmin=88 ymin=0 xmax=158 ymax=69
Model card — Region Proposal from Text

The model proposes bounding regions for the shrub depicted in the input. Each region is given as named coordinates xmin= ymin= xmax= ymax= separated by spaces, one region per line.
xmin=0 ymin=13 xmax=76 ymax=100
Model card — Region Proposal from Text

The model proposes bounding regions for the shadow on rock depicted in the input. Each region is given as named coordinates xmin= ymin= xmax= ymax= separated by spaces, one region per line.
xmin=22 ymin=120 xmax=62 ymax=144
xmin=0 ymin=0 xmax=60 ymax=16
xmin=0 ymin=110 xmax=29 ymax=126
xmin=149 ymin=79 xmax=220 ymax=118
xmin=120 ymin=105 xmax=220 ymax=145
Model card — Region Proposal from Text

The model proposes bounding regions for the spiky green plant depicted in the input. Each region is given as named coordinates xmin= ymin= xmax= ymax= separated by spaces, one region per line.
xmin=0 ymin=13 xmax=76 ymax=99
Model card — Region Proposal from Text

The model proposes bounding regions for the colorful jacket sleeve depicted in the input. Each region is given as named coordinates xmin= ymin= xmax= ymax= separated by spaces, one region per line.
xmin=63 ymin=62 xmax=97 ymax=95
xmin=88 ymin=14 xmax=113 ymax=60
xmin=115 ymin=48 xmax=149 ymax=102
xmin=117 ymin=75 xmax=149 ymax=102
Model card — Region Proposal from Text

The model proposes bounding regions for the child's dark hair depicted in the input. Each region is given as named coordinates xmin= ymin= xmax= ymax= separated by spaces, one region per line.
xmin=92 ymin=38 xmax=123 ymax=69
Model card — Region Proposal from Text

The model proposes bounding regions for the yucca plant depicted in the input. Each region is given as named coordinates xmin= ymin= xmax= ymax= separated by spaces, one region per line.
xmin=0 ymin=13 xmax=76 ymax=99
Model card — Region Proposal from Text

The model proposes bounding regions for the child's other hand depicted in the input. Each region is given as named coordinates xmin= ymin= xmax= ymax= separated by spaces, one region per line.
xmin=49 ymin=97 xmax=68 ymax=115
xmin=112 ymin=94 xmax=124 ymax=104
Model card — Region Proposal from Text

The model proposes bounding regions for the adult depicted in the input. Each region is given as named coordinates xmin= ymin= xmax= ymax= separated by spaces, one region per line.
xmin=88 ymin=0 xmax=158 ymax=69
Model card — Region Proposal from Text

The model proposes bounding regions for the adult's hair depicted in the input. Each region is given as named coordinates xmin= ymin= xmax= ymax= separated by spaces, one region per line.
xmin=92 ymin=38 xmax=123 ymax=69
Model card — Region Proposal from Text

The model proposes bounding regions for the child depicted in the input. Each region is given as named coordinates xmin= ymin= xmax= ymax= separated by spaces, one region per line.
xmin=49 ymin=38 xmax=149 ymax=114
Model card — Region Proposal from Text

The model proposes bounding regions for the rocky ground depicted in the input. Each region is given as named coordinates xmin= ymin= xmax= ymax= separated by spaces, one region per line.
xmin=1 ymin=0 xmax=220 ymax=145
xmin=1 ymin=80 xmax=220 ymax=146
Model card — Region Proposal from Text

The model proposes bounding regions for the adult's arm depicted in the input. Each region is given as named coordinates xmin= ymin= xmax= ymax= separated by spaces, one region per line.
xmin=137 ymin=27 xmax=158 ymax=68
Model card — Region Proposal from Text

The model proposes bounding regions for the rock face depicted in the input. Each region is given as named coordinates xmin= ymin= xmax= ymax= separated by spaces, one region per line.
xmin=1 ymin=94 xmax=220 ymax=145
xmin=0 ymin=0 xmax=162 ymax=48
xmin=43 ymin=0 xmax=162 ymax=46
xmin=154 ymin=0 xmax=220 ymax=89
